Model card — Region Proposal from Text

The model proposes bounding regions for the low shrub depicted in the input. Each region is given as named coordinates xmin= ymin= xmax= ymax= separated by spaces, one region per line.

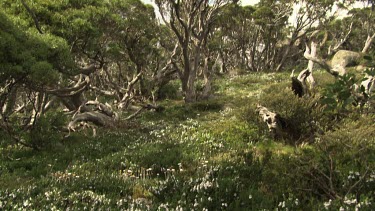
xmin=157 ymin=80 xmax=182 ymax=100
xmin=262 ymin=115 xmax=375 ymax=209
xmin=23 ymin=111 xmax=67 ymax=149
xmin=190 ymin=99 xmax=223 ymax=112
xmin=246 ymin=84 xmax=329 ymax=144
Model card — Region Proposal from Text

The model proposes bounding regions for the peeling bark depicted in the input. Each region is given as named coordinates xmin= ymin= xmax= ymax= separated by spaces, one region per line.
xmin=86 ymin=100 xmax=117 ymax=119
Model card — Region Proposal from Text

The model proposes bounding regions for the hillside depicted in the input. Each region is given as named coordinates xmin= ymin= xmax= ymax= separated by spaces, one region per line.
xmin=1 ymin=71 xmax=374 ymax=210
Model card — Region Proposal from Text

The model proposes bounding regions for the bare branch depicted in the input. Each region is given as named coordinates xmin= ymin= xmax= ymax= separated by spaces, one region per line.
xmin=46 ymin=76 xmax=90 ymax=97
xmin=304 ymin=44 xmax=337 ymax=76
xmin=118 ymin=71 xmax=143 ymax=109
xmin=329 ymin=22 xmax=353 ymax=55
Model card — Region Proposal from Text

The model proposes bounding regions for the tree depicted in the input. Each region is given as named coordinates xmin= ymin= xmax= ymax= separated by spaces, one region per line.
xmin=0 ymin=0 xmax=162 ymax=148
xmin=155 ymin=0 xmax=232 ymax=102
xmin=0 ymin=11 xmax=76 ymax=148
xmin=211 ymin=4 xmax=251 ymax=71
xmin=275 ymin=0 xmax=336 ymax=72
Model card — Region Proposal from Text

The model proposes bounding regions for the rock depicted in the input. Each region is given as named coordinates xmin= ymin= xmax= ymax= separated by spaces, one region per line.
xmin=331 ymin=50 xmax=361 ymax=75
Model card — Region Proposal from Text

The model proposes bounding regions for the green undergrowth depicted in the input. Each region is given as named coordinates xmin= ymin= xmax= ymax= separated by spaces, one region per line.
xmin=1 ymin=71 xmax=374 ymax=210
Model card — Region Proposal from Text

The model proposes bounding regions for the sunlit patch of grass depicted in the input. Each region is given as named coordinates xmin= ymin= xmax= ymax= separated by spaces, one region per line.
xmin=209 ymin=151 xmax=244 ymax=164
xmin=254 ymin=140 xmax=296 ymax=156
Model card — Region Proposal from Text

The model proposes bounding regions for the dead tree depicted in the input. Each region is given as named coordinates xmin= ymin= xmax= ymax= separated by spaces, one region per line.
xmin=303 ymin=38 xmax=374 ymax=105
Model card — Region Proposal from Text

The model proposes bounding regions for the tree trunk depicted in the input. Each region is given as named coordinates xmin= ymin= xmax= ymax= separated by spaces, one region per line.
xmin=185 ymin=70 xmax=197 ymax=103
xmin=276 ymin=44 xmax=291 ymax=72
xmin=201 ymin=56 xmax=212 ymax=99
xmin=306 ymin=41 xmax=317 ymax=89
xmin=3 ymin=86 xmax=17 ymax=116
xmin=362 ymin=33 xmax=375 ymax=53
xmin=183 ymin=45 xmax=200 ymax=103
xmin=181 ymin=44 xmax=192 ymax=102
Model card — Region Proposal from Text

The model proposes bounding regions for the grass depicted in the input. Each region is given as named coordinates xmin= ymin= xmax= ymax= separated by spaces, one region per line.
xmin=0 ymin=71 xmax=374 ymax=210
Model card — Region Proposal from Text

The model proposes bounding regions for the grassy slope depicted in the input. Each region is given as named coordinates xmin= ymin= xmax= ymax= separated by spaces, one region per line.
xmin=0 ymin=71 xmax=374 ymax=210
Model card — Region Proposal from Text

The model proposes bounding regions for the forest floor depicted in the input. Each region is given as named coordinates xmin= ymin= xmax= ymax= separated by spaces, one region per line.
xmin=0 ymin=71 xmax=374 ymax=210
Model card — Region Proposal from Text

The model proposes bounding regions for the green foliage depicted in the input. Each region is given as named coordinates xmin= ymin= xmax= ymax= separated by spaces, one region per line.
xmin=150 ymin=151 xmax=272 ymax=210
xmin=322 ymin=70 xmax=374 ymax=115
xmin=1 ymin=71 xmax=374 ymax=210
xmin=0 ymin=0 xmax=374 ymax=208
xmin=157 ymin=80 xmax=182 ymax=100
xmin=25 ymin=112 xmax=67 ymax=149
xmin=321 ymin=73 xmax=358 ymax=112
xmin=0 ymin=11 xmax=74 ymax=86
xmin=252 ymin=84 xmax=327 ymax=143
xmin=190 ymin=100 xmax=223 ymax=112
xmin=290 ymin=116 xmax=374 ymax=209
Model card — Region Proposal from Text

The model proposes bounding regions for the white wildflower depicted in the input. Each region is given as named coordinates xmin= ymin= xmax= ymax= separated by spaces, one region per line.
xmin=23 ymin=200 xmax=29 ymax=207
xmin=324 ymin=199 xmax=332 ymax=210
xmin=278 ymin=201 xmax=285 ymax=208
xmin=194 ymin=199 xmax=199 ymax=207
xmin=344 ymin=197 xmax=356 ymax=205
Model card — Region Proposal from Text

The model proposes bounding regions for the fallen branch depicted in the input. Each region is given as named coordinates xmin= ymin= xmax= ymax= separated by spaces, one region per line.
xmin=68 ymin=111 xmax=115 ymax=130
xmin=256 ymin=104 xmax=283 ymax=138
xmin=125 ymin=104 xmax=164 ymax=121
xmin=86 ymin=100 xmax=117 ymax=118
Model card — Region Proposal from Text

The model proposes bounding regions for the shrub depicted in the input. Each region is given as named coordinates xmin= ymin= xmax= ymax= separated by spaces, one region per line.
xmin=190 ymin=99 xmax=223 ymax=112
xmin=266 ymin=115 xmax=375 ymax=209
xmin=321 ymin=70 xmax=375 ymax=116
xmin=157 ymin=80 xmax=182 ymax=100
xmin=25 ymin=111 xmax=67 ymax=149
xmin=247 ymin=84 xmax=328 ymax=144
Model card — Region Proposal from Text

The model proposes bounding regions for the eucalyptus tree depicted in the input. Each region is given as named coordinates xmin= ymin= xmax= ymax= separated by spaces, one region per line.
xmin=0 ymin=10 xmax=77 ymax=148
xmin=298 ymin=2 xmax=375 ymax=105
xmin=0 ymin=0 xmax=161 ymax=148
xmin=211 ymin=4 xmax=255 ymax=72
xmin=252 ymin=0 xmax=290 ymax=71
xmin=274 ymin=0 xmax=338 ymax=72
xmin=90 ymin=0 xmax=160 ymax=109
xmin=302 ymin=1 xmax=375 ymax=76
xmin=155 ymin=0 xmax=233 ymax=102
xmin=214 ymin=0 xmax=290 ymax=72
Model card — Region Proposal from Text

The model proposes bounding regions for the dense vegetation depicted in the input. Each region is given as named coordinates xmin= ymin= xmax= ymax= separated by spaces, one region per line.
xmin=0 ymin=0 xmax=374 ymax=210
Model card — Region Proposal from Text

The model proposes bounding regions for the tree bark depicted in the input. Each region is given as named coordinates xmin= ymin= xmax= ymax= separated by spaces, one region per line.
xmin=306 ymin=41 xmax=317 ymax=88
xmin=201 ymin=56 xmax=212 ymax=99
xmin=69 ymin=111 xmax=115 ymax=130
xmin=361 ymin=33 xmax=375 ymax=53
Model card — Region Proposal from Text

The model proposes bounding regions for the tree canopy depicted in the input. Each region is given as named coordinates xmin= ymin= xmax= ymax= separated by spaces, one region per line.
xmin=0 ymin=0 xmax=374 ymax=146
